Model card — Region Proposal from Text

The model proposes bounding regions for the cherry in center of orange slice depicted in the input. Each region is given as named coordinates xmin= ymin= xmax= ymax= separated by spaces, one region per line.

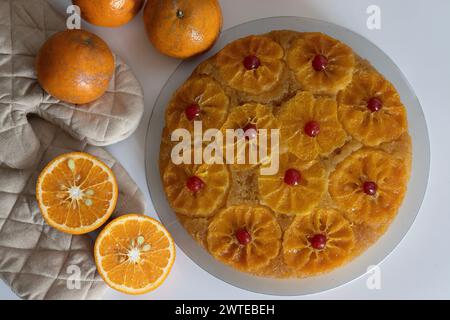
xmin=304 ymin=121 xmax=320 ymax=137
xmin=243 ymin=55 xmax=261 ymax=70
xmin=367 ymin=97 xmax=383 ymax=112
xmin=235 ymin=228 xmax=252 ymax=245
xmin=312 ymin=54 xmax=328 ymax=71
xmin=284 ymin=168 xmax=301 ymax=186
xmin=186 ymin=176 xmax=205 ymax=193
xmin=185 ymin=103 xmax=201 ymax=121
xmin=363 ymin=181 xmax=378 ymax=196
xmin=308 ymin=234 xmax=327 ymax=250
xmin=243 ymin=123 xmax=258 ymax=140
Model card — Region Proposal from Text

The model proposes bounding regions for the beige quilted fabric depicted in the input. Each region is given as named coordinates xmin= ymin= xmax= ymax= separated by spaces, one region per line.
xmin=0 ymin=0 xmax=147 ymax=299
xmin=0 ymin=0 xmax=144 ymax=169
xmin=0 ymin=117 xmax=147 ymax=299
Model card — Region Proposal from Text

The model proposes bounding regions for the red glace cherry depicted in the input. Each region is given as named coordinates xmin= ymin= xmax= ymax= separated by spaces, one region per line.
xmin=186 ymin=176 xmax=205 ymax=193
xmin=235 ymin=228 xmax=252 ymax=245
xmin=284 ymin=168 xmax=301 ymax=186
xmin=367 ymin=97 xmax=383 ymax=112
xmin=304 ymin=121 xmax=320 ymax=137
xmin=363 ymin=181 xmax=378 ymax=196
xmin=185 ymin=104 xmax=201 ymax=121
xmin=312 ymin=54 xmax=328 ymax=71
xmin=308 ymin=234 xmax=327 ymax=250
xmin=243 ymin=55 xmax=261 ymax=70
xmin=243 ymin=123 xmax=258 ymax=140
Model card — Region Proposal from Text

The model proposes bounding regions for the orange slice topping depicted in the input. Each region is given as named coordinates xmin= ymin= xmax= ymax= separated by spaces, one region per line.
xmin=287 ymin=33 xmax=355 ymax=95
xmin=258 ymin=152 xmax=326 ymax=215
xmin=163 ymin=162 xmax=230 ymax=217
xmin=221 ymin=103 xmax=280 ymax=171
xmin=216 ymin=35 xmax=284 ymax=95
xmin=283 ymin=208 xmax=355 ymax=276
xmin=329 ymin=148 xmax=408 ymax=226
xmin=337 ymin=70 xmax=407 ymax=146
xmin=279 ymin=91 xmax=347 ymax=161
xmin=207 ymin=205 xmax=282 ymax=272
xmin=166 ymin=75 xmax=230 ymax=134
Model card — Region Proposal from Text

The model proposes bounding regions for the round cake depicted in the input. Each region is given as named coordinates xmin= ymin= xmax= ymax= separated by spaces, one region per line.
xmin=159 ymin=30 xmax=411 ymax=278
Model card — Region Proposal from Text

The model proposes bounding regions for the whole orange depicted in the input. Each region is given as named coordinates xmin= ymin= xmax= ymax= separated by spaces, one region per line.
xmin=73 ymin=0 xmax=144 ymax=27
xmin=143 ymin=0 xmax=223 ymax=59
xmin=36 ymin=29 xmax=115 ymax=105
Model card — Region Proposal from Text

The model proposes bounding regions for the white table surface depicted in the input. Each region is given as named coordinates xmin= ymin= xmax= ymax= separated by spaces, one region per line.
xmin=1 ymin=0 xmax=449 ymax=300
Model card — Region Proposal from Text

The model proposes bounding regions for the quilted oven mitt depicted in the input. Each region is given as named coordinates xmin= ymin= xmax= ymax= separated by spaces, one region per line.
xmin=0 ymin=0 xmax=147 ymax=299
xmin=0 ymin=0 xmax=144 ymax=169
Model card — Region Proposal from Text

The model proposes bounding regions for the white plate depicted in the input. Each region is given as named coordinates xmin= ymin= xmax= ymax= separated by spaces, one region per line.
xmin=145 ymin=16 xmax=430 ymax=295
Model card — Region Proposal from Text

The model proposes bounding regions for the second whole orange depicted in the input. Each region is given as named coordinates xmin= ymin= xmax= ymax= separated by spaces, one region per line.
xmin=143 ymin=0 xmax=223 ymax=59
xmin=73 ymin=0 xmax=145 ymax=27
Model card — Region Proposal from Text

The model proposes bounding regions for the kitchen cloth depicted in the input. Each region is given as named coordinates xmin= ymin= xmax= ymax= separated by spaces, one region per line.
xmin=0 ymin=117 xmax=146 ymax=299
xmin=0 ymin=0 xmax=144 ymax=169
xmin=0 ymin=0 xmax=147 ymax=299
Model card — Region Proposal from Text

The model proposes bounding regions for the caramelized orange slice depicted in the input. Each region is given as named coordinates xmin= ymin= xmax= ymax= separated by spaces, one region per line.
xmin=258 ymin=153 xmax=326 ymax=215
xmin=283 ymin=208 xmax=355 ymax=276
xmin=165 ymin=75 xmax=230 ymax=134
xmin=36 ymin=152 xmax=118 ymax=234
xmin=329 ymin=149 xmax=408 ymax=226
xmin=94 ymin=214 xmax=175 ymax=295
xmin=163 ymin=162 xmax=230 ymax=217
xmin=279 ymin=91 xmax=347 ymax=161
xmin=337 ymin=70 xmax=407 ymax=146
xmin=216 ymin=35 xmax=284 ymax=95
xmin=287 ymin=33 xmax=355 ymax=95
xmin=207 ymin=205 xmax=282 ymax=272
xmin=221 ymin=103 xmax=280 ymax=171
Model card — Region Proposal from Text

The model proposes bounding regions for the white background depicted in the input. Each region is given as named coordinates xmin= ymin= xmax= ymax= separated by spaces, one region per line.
xmin=1 ymin=0 xmax=449 ymax=299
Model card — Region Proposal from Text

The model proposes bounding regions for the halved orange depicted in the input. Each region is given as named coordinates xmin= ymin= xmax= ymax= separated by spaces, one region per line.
xmin=94 ymin=214 xmax=176 ymax=295
xmin=36 ymin=152 xmax=118 ymax=235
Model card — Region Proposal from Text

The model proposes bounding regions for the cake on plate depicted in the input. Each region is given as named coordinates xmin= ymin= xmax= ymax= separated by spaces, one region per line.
xmin=159 ymin=30 xmax=411 ymax=278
